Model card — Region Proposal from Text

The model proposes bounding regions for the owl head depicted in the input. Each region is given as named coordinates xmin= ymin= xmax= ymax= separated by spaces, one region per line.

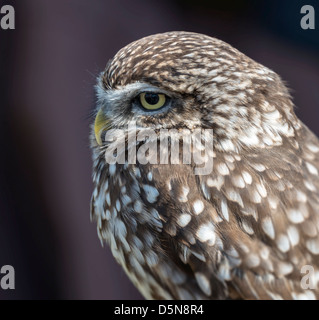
xmin=92 ymin=31 xmax=299 ymax=155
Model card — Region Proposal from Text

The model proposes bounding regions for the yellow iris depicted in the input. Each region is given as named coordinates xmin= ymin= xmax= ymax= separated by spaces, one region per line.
xmin=140 ymin=92 xmax=166 ymax=110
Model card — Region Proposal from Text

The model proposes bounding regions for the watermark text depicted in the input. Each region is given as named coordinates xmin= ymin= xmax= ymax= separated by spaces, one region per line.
xmin=1 ymin=265 xmax=15 ymax=290
xmin=301 ymin=5 xmax=315 ymax=29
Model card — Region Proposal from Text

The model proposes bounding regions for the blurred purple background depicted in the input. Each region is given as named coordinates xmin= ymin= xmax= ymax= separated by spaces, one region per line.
xmin=0 ymin=0 xmax=318 ymax=299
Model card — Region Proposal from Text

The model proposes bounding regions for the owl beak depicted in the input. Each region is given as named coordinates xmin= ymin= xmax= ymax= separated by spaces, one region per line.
xmin=94 ymin=109 xmax=111 ymax=146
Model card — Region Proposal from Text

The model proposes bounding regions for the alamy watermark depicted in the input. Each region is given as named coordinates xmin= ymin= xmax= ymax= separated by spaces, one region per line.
xmin=1 ymin=5 xmax=15 ymax=30
xmin=1 ymin=265 xmax=15 ymax=290
xmin=300 ymin=265 xmax=318 ymax=290
xmin=0 ymin=5 xmax=316 ymax=31
xmin=100 ymin=122 xmax=214 ymax=175
xmin=300 ymin=5 xmax=316 ymax=29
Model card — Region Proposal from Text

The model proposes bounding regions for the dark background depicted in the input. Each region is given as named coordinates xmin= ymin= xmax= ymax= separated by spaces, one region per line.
xmin=0 ymin=0 xmax=318 ymax=299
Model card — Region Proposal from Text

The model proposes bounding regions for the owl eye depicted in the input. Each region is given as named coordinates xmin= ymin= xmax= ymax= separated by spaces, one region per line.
xmin=139 ymin=92 xmax=166 ymax=110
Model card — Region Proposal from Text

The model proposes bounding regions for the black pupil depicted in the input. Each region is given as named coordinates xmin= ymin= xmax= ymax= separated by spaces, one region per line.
xmin=144 ymin=93 xmax=160 ymax=105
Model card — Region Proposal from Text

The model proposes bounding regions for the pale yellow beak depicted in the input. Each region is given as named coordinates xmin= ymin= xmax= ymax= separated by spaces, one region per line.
xmin=94 ymin=109 xmax=111 ymax=145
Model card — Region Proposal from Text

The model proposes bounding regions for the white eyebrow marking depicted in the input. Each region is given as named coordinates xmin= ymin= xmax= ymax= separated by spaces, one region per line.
xmin=96 ymin=80 xmax=172 ymax=105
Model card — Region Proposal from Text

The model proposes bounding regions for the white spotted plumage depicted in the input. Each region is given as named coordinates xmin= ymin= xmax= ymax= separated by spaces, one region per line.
xmin=90 ymin=31 xmax=319 ymax=300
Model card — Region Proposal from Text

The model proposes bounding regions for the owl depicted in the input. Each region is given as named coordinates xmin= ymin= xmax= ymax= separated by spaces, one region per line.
xmin=90 ymin=31 xmax=319 ymax=300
